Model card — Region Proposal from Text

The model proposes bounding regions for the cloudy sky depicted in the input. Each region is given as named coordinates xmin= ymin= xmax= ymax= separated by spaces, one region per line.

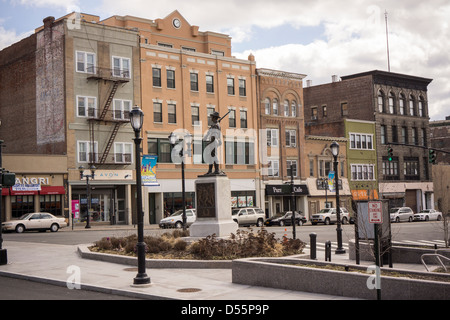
xmin=1 ymin=0 xmax=448 ymax=120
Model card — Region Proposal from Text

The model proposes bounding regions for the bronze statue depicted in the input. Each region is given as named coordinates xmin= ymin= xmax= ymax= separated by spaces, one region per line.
xmin=203 ymin=111 xmax=229 ymax=175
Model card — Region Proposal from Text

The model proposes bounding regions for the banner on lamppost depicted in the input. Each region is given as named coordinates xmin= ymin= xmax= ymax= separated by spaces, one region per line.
xmin=328 ymin=171 xmax=335 ymax=192
xmin=141 ymin=155 xmax=159 ymax=186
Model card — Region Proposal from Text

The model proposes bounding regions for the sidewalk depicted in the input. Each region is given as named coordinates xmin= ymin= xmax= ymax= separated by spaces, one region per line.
xmin=0 ymin=225 xmax=433 ymax=300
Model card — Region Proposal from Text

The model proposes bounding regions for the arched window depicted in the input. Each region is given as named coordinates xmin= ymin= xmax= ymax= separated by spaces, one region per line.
xmin=377 ymin=90 xmax=385 ymax=113
xmin=291 ymin=101 xmax=297 ymax=117
xmin=265 ymin=98 xmax=271 ymax=115
xmin=399 ymin=93 xmax=406 ymax=115
xmin=409 ymin=94 xmax=416 ymax=116
xmin=273 ymin=98 xmax=279 ymax=116
xmin=389 ymin=92 xmax=396 ymax=114
xmin=284 ymin=100 xmax=289 ymax=117
xmin=418 ymin=96 xmax=425 ymax=117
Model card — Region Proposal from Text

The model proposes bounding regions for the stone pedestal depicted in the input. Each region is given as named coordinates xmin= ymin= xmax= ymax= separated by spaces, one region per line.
xmin=189 ymin=174 xmax=237 ymax=238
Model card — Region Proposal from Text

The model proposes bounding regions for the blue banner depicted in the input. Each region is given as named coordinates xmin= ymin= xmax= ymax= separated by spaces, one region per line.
xmin=141 ymin=155 xmax=159 ymax=186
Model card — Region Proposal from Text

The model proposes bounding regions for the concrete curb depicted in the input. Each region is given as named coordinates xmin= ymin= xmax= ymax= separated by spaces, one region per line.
xmin=77 ymin=244 xmax=233 ymax=269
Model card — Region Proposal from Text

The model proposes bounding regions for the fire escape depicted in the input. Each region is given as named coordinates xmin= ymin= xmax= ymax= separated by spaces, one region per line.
xmin=87 ymin=67 xmax=130 ymax=166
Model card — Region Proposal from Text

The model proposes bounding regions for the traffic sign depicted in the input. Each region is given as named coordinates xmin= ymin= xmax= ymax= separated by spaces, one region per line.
xmin=368 ymin=201 xmax=383 ymax=224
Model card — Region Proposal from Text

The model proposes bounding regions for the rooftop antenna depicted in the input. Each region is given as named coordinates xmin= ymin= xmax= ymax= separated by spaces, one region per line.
xmin=385 ymin=10 xmax=391 ymax=72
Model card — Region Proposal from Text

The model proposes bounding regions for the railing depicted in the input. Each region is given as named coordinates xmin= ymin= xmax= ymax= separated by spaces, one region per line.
xmin=86 ymin=67 xmax=131 ymax=81
xmin=421 ymin=253 xmax=450 ymax=272
xmin=86 ymin=109 xmax=131 ymax=122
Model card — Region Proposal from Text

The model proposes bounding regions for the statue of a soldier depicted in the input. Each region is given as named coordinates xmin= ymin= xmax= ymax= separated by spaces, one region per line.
xmin=203 ymin=111 xmax=228 ymax=175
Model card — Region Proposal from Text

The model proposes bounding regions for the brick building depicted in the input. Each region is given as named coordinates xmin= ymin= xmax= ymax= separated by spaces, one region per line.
xmin=304 ymin=70 xmax=433 ymax=212
xmin=430 ymin=117 xmax=450 ymax=165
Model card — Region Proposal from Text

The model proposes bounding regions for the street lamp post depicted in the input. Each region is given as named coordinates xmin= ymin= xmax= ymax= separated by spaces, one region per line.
xmin=330 ymin=141 xmax=346 ymax=254
xmin=169 ymin=131 xmax=192 ymax=231
xmin=79 ymin=165 xmax=96 ymax=229
xmin=130 ymin=106 xmax=150 ymax=286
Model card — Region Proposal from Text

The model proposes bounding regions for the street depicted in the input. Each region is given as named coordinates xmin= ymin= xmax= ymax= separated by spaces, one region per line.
xmin=2 ymin=220 xmax=447 ymax=246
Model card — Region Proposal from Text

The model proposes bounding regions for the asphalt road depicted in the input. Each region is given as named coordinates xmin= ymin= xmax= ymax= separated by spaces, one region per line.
xmin=0 ymin=276 xmax=141 ymax=300
xmin=1 ymin=220 xmax=447 ymax=246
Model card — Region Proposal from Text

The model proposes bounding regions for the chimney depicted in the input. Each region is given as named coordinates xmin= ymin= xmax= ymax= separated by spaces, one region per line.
xmin=332 ymin=75 xmax=339 ymax=83
xmin=306 ymin=80 xmax=312 ymax=87
xmin=43 ymin=16 xmax=55 ymax=29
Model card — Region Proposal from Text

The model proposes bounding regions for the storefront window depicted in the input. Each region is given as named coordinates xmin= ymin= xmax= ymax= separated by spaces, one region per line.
xmin=40 ymin=195 xmax=62 ymax=216
xmin=231 ymin=191 xmax=256 ymax=208
xmin=11 ymin=195 xmax=35 ymax=218
xmin=163 ymin=192 xmax=195 ymax=217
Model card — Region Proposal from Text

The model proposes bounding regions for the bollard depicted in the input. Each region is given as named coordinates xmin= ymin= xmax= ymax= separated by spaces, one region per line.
xmin=310 ymin=233 xmax=317 ymax=260
xmin=325 ymin=240 xmax=331 ymax=262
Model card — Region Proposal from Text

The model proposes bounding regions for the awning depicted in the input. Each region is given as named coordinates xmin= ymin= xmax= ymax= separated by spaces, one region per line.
xmin=40 ymin=186 xmax=65 ymax=195
xmin=10 ymin=189 xmax=38 ymax=196
xmin=1 ymin=188 xmax=9 ymax=196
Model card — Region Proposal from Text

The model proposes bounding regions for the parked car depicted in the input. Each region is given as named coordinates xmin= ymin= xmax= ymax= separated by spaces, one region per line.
xmin=264 ymin=211 xmax=306 ymax=226
xmin=232 ymin=207 xmax=265 ymax=227
xmin=2 ymin=212 xmax=67 ymax=233
xmin=414 ymin=209 xmax=443 ymax=221
xmin=310 ymin=208 xmax=350 ymax=225
xmin=159 ymin=209 xmax=196 ymax=229
xmin=390 ymin=207 xmax=414 ymax=222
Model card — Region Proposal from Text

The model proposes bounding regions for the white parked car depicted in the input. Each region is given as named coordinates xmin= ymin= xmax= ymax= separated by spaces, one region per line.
xmin=159 ymin=209 xmax=196 ymax=229
xmin=414 ymin=209 xmax=443 ymax=222
xmin=390 ymin=207 xmax=414 ymax=223
xmin=2 ymin=212 xmax=67 ymax=233
xmin=311 ymin=208 xmax=350 ymax=225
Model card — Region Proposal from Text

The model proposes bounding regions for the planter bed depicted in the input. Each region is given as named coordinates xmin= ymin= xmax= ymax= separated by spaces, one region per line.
xmin=232 ymin=257 xmax=450 ymax=300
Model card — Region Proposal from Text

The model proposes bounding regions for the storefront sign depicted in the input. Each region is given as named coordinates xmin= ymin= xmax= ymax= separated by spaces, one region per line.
xmin=92 ymin=170 xmax=133 ymax=180
xmin=265 ymin=184 xmax=309 ymax=196
xmin=12 ymin=184 xmax=41 ymax=191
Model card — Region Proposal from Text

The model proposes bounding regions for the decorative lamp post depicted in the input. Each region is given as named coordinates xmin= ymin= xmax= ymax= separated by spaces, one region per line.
xmin=79 ymin=165 xmax=96 ymax=229
xmin=130 ymin=106 xmax=150 ymax=285
xmin=330 ymin=141 xmax=345 ymax=254
xmin=169 ymin=131 xmax=192 ymax=231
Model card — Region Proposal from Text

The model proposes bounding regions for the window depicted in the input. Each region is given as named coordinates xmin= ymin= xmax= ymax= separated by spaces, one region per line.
xmin=404 ymin=157 xmax=419 ymax=180
xmin=76 ymin=51 xmax=95 ymax=73
xmin=157 ymin=42 xmax=173 ymax=48
xmin=311 ymin=107 xmax=318 ymax=120
xmin=211 ymin=50 xmax=224 ymax=56
xmin=153 ymin=102 xmax=162 ymax=123
xmin=229 ymin=109 xmax=236 ymax=127
xmin=391 ymin=126 xmax=398 ymax=143
xmin=167 ymin=69 xmax=175 ymax=89
xmin=12 ymin=195 xmax=34 ymax=218
xmin=399 ymin=94 xmax=406 ymax=115
xmin=409 ymin=95 xmax=416 ymax=116
xmin=322 ymin=105 xmax=327 ymax=117
xmin=77 ymin=96 xmax=97 ymax=118
xmin=168 ymin=104 xmax=176 ymax=124
xmin=401 ymin=127 xmax=408 ymax=144
xmin=350 ymin=164 xmax=375 ymax=180
xmin=341 ymin=102 xmax=348 ymax=116
xmin=284 ymin=100 xmax=289 ymax=117
xmin=265 ymin=98 xmax=271 ymax=115
xmin=239 ymin=79 xmax=246 ymax=96
xmin=191 ymin=106 xmax=199 ymax=125
xmin=286 ymin=160 xmax=297 ymax=177
xmin=378 ymin=91 xmax=385 ymax=113
xmin=190 ymin=73 xmax=198 ymax=91
xmin=349 ymin=133 xmax=374 ymax=150
xmin=291 ymin=101 xmax=297 ymax=117
xmin=78 ymin=141 xmax=98 ymax=163
xmin=285 ymin=130 xmax=296 ymax=147
xmin=112 ymin=56 xmax=130 ymax=78
xmin=309 ymin=159 xmax=314 ymax=177
xmin=267 ymin=158 xmax=279 ymax=177
xmin=421 ymin=128 xmax=426 ymax=147
xmin=240 ymin=110 xmax=247 ymax=128
xmin=40 ymin=195 xmax=62 ymax=216
xmin=419 ymin=96 xmax=424 ymax=117
xmin=227 ymin=78 xmax=235 ymax=95
xmin=113 ymin=99 xmax=131 ymax=120
xmin=152 ymin=68 xmax=161 ymax=87
xmin=207 ymin=107 xmax=215 ymax=126
xmin=266 ymin=129 xmax=279 ymax=147
xmin=206 ymin=75 xmax=214 ymax=93
xmin=319 ymin=160 xmax=332 ymax=178
xmin=412 ymin=127 xmax=418 ymax=145
xmin=114 ymin=142 xmax=132 ymax=163
xmin=382 ymin=157 xmax=399 ymax=180
xmin=148 ymin=138 xmax=171 ymax=163
xmin=272 ymin=99 xmax=278 ymax=115
xmin=380 ymin=125 xmax=386 ymax=145
xmin=389 ymin=92 xmax=396 ymax=114
xmin=225 ymin=139 xmax=254 ymax=165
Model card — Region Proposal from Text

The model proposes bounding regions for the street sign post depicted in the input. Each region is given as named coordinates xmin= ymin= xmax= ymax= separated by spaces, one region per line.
xmin=368 ymin=201 xmax=382 ymax=300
